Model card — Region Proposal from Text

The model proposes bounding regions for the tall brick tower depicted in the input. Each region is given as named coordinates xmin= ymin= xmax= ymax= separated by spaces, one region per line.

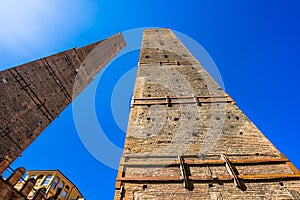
xmin=0 ymin=33 xmax=125 ymax=166
xmin=114 ymin=29 xmax=300 ymax=199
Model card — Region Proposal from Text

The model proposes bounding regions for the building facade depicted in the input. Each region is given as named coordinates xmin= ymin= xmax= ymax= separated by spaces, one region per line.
xmin=1 ymin=166 xmax=83 ymax=200
xmin=21 ymin=170 xmax=83 ymax=200
xmin=114 ymin=29 xmax=300 ymax=199
xmin=1 ymin=166 xmax=46 ymax=200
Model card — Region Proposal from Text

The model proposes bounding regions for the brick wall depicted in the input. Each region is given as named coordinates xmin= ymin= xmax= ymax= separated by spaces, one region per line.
xmin=0 ymin=178 xmax=26 ymax=200
xmin=114 ymin=29 xmax=300 ymax=199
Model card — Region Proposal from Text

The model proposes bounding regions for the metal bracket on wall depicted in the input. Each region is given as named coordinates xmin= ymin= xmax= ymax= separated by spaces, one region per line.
xmin=130 ymin=98 xmax=135 ymax=108
xmin=130 ymin=95 xmax=233 ymax=107
xmin=116 ymin=154 xmax=300 ymax=188
xmin=193 ymin=95 xmax=201 ymax=106
xmin=166 ymin=95 xmax=171 ymax=107
xmin=119 ymin=185 xmax=125 ymax=200
xmin=178 ymin=156 xmax=190 ymax=189
xmin=221 ymin=154 xmax=246 ymax=191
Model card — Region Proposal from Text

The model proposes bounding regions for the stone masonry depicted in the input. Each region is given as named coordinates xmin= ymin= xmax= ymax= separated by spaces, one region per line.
xmin=0 ymin=33 xmax=126 ymax=163
xmin=114 ymin=29 xmax=300 ymax=199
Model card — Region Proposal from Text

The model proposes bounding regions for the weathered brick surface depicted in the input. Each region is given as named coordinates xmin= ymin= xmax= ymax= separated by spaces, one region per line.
xmin=0 ymin=33 xmax=126 ymax=162
xmin=32 ymin=188 xmax=46 ymax=200
xmin=116 ymin=182 xmax=300 ymax=199
xmin=0 ymin=156 xmax=12 ymax=175
xmin=7 ymin=167 xmax=25 ymax=186
xmin=20 ymin=178 xmax=36 ymax=197
xmin=114 ymin=29 xmax=300 ymax=199
xmin=0 ymin=178 xmax=26 ymax=200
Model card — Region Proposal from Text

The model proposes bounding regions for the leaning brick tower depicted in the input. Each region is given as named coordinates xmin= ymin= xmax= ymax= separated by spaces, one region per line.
xmin=114 ymin=29 xmax=300 ymax=199
xmin=0 ymin=33 xmax=125 ymax=166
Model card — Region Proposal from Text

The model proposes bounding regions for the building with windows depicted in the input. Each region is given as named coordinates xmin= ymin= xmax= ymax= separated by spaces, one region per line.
xmin=23 ymin=170 xmax=84 ymax=200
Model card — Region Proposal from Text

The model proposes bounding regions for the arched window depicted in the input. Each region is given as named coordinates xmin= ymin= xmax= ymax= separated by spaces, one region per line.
xmin=57 ymin=181 xmax=64 ymax=191
xmin=61 ymin=189 xmax=67 ymax=199
xmin=60 ymin=185 xmax=70 ymax=199
xmin=42 ymin=175 xmax=52 ymax=186
xmin=29 ymin=175 xmax=35 ymax=179
xmin=21 ymin=172 xmax=28 ymax=182
xmin=36 ymin=175 xmax=44 ymax=186
xmin=51 ymin=177 xmax=59 ymax=189
xmin=56 ymin=181 xmax=65 ymax=197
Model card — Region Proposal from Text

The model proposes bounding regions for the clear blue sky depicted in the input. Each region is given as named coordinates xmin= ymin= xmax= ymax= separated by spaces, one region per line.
xmin=1 ymin=1 xmax=300 ymax=199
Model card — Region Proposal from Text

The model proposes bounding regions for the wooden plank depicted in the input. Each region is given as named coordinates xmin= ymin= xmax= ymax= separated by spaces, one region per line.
xmin=287 ymin=162 xmax=300 ymax=175
xmin=133 ymin=95 xmax=228 ymax=100
xmin=281 ymin=154 xmax=300 ymax=174
xmin=120 ymin=157 xmax=289 ymax=167
xmin=138 ymin=61 xmax=199 ymax=65
xmin=178 ymin=156 xmax=190 ymax=189
xmin=134 ymin=97 xmax=166 ymax=100
xmin=115 ymin=166 xmax=124 ymax=189
xmin=117 ymin=174 xmax=300 ymax=183
xmin=132 ymin=100 xmax=232 ymax=106
xmin=118 ymin=176 xmax=182 ymax=182
xmin=229 ymin=157 xmax=289 ymax=165
xmin=115 ymin=157 xmax=125 ymax=189
xmin=124 ymin=153 xmax=279 ymax=159
xmin=240 ymin=174 xmax=300 ymax=180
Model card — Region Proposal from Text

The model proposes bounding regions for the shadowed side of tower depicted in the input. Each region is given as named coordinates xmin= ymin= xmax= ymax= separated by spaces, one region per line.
xmin=114 ymin=29 xmax=300 ymax=199
xmin=0 ymin=33 xmax=126 ymax=164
